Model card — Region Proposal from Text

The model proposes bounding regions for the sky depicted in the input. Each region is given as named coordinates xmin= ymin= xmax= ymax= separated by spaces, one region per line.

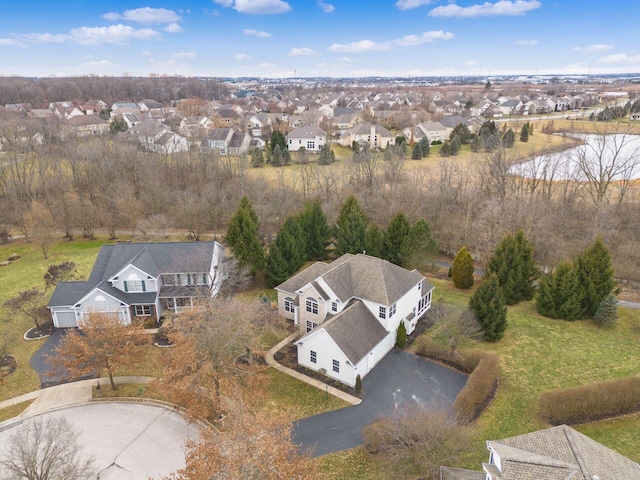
xmin=1 ymin=0 xmax=639 ymax=78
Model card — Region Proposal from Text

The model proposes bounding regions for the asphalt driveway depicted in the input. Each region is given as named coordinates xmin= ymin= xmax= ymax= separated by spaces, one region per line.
xmin=30 ymin=329 xmax=92 ymax=387
xmin=292 ymin=348 xmax=467 ymax=456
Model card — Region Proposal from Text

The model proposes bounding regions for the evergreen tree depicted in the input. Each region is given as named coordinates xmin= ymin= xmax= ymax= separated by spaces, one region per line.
xmin=514 ymin=230 xmax=538 ymax=301
xmin=502 ymin=128 xmax=515 ymax=148
xmin=225 ymin=197 xmax=265 ymax=275
xmin=440 ymin=141 xmax=451 ymax=156
xmin=411 ymin=143 xmax=423 ymax=160
xmin=450 ymin=136 xmax=461 ymax=156
xmin=535 ymin=262 xmax=584 ymax=321
xmin=469 ymin=274 xmax=507 ymax=342
xmin=299 ymin=200 xmax=331 ymax=260
xmin=282 ymin=147 xmax=291 ymax=166
xmin=520 ymin=124 xmax=529 ymax=142
xmin=318 ymin=143 xmax=335 ymax=165
xmin=277 ymin=215 xmax=307 ymax=273
xmin=271 ymin=144 xmax=283 ymax=166
xmin=364 ymin=223 xmax=385 ymax=258
xmin=450 ymin=123 xmax=472 ymax=144
xmin=334 ymin=195 xmax=368 ymax=256
xmin=575 ymin=237 xmax=618 ymax=318
xmin=269 ymin=130 xmax=286 ymax=153
xmin=451 ymin=246 xmax=474 ymax=289
xmin=418 ymin=136 xmax=430 ymax=157
xmin=400 ymin=218 xmax=439 ymax=270
xmin=250 ymin=148 xmax=264 ymax=168
xmin=593 ymin=293 xmax=618 ymax=326
xmin=383 ymin=212 xmax=411 ymax=266
xmin=265 ymin=243 xmax=290 ymax=288
xmin=396 ymin=322 xmax=407 ymax=348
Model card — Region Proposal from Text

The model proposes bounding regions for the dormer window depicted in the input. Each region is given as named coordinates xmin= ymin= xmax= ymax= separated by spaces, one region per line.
xmin=124 ymin=280 xmax=146 ymax=292
xmin=379 ymin=306 xmax=386 ymax=319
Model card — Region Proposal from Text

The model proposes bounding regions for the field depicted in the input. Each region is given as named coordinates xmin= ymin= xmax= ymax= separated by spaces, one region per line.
xmin=1 ymin=234 xmax=640 ymax=477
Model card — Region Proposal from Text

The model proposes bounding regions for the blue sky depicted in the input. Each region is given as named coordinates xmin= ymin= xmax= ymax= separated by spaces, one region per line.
xmin=1 ymin=0 xmax=638 ymax=78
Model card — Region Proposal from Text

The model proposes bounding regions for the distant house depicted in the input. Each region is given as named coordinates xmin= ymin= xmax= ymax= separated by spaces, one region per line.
xmin=276 ymin=253 xmax=434 ymax=387
xmin=179 ymin=116 xmax=214 ymax=137
xmin=206 ymin=128 xmax=251 ymax=155
xmin=48 ymin=241 xmax=226 ymax=328
xmin=403 ymin=121 xmax=448 ymax=144
xmin=440 ymin=424 xmax=640 ymax=480
xmin=338 ymin=122 xmax=395 ymax=149
xmin=59 ymin=115 xmax=109 ymax=138
xmin=285 ymin=125 xmax=326 ymax=152
xmin=123 ymin=119 xmax=188 ymax=154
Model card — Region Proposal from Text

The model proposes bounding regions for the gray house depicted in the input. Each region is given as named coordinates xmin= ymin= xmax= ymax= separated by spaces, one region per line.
xmin=48 ymin=241 xmax=226 ymax=328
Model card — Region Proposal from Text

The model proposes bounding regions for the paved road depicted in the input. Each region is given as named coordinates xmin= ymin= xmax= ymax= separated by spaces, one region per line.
xmin=292 ymin=349 xmax=467 ymax=456
xmin=0 ymin=402 xmax=199 ymax=480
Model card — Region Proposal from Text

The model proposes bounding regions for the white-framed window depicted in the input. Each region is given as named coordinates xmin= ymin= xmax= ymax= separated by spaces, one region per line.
xmin=134 ymin=305 xmax=152 ymax=316
xmin=332 ymin=359 xmax=340 ymax=373
xmin=310 ymin=351 xmax=317 ymax=364
xmin=124 ymin=280 xmax=145 ymax=292
xmin=379 ymin=306 xmax=386 ymax=319
xmin=284 ymin=297 xmax=295 ymax=313
xmin=306 ymin=320 xmax=318 ymax=333
xmin=306 ymin=297 xmax=318 ymax=315
xmin=307 ymin=141 xmax=315 ymax=149
xmin=390 ymin=303 xmax=397 ymax=317
xmin=331 ymin=301 xmax=338 ymax=312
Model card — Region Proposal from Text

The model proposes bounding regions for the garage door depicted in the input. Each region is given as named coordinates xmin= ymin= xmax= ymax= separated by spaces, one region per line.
xmin=54 ymin=311 xmax=78 ymax=328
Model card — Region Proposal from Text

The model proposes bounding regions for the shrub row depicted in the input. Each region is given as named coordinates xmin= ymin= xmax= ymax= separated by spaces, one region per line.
xmin=414 ymin=337 xmax=500 ymax=423
xmin=538 ymin=376 xmax=640 ymax=425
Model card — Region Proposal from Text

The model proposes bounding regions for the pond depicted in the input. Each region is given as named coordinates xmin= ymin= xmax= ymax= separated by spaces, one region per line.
xmin=509 ymin=133 xmax=640 ymax=181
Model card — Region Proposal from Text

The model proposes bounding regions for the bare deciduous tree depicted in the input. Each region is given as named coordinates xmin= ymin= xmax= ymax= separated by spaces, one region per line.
xmin=0 ymin=417 xmax=96 ymax=480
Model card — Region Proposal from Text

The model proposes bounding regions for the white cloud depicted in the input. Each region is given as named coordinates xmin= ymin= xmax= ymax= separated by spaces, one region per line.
xmin=0 ymin=38 xmax=26 ymax=46
xmin=329 ymin=30 xmax=453 ymax=53
xmin=514 ymin=39 xmax=538 ymax=46
xmin=164 ymin=23 xmax=184 ymax=33
xmin=18 ymin=25 xmax=160 ymax=46
xmin=102 ymin=7 xmax=181 ymax=24
xmin=258 ymin=62 xmax=276 ymax=68
xmin=243 ymin=29 xmax=272 ymax=38
xmin=395 ymin=0 xmax=433 ymax=10
xmin=235 ymin=53 xmax=252 ymax=60
xmin=597 ymin=53 xmax=640 ymax=65
xmin=315 ymin=62 xmax=328 ymax=68
xmin=429 ymin=0 xmax=541 ymax=18
xmin=214 ymin=0 xmax=291 ymax=14
xmin=317 ymin=0 xmax=335 ymax=13
xmin=574 ymin=43 xmax=614 ymax=53
xmin=79 ymin=59 xmax=116 ymax=69
xmin=288 ymin=47 xmax=318 ymax=57
xmin=171 ymin=52 xmax=196 ymax=59
xmin=70 ymin=25 xmax=161 ymax=45
xmin=339 ymin=57 xmax=353 ymax=63
xmin=394 ymin=31 xmax=454 ymax=46
xmin=465 ymin=60 xmax=479 ymax=66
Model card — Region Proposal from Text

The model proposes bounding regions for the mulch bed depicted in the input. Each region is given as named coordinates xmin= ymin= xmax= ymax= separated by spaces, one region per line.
xmin=0 ymin=355 xmax=17 ymax=377
xmin=24 ymin=321 xmax=56 ymax=340
xmin=274 ymin=343 xmax=363 ymax=399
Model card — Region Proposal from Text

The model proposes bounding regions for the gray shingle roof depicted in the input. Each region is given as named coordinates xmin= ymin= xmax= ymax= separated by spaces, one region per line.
xmin=48 ymin=241 xmax=218 ymax=308
xmin=299 ymin=300 xmax=388 ymax=364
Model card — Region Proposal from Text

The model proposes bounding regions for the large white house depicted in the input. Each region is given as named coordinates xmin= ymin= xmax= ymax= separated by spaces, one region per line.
xmin=285 ymin=125 xmax=326 ymax=152
xmin=275 ymin=253 xmax=434 ymax=387
xmin=48 ymin=241 xmax=226 ymax=328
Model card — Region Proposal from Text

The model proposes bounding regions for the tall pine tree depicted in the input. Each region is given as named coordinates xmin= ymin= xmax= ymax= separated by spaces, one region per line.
xmin=265 ymin=243 xmax=289 ymax=288
xmin=299 ymin=200 xmax=331 ymax=261
xmin=364 ymin=223 xmax=384 ymax=258
xmin=535 ymin=262 xmax=584 ymax=321
xmin=334 ymin=195 xmax=368 ymax=256
xmin=225 ymin=197 xmax=265 ymax=275
xmin=575 ymin=237 xmax=618 ymax=318
xmin=383 ymin=212 xmax=411 ymax=266
xmin=400 ymin=218 xmax=438 ymax=270
xmin=469 ymin=274 xmax=508 ymax=342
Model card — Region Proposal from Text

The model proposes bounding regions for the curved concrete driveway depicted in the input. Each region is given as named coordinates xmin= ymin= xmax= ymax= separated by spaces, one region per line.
xmin=292 ymin=348 xmax=468 ymax=456
xmin=0 ymin=402 xmax=199 ymax=480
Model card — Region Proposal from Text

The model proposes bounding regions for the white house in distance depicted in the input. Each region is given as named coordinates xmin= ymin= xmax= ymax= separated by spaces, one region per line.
xmin=48 ymin=241 xmax=226 ymax=328
xmin=275 ymin=253 xmax=434 ymax=387
xmin=285 ymin=125 xmax=326 ymax=152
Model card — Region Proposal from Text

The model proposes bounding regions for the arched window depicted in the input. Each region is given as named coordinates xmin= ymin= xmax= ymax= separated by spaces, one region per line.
xmin=305 ymin=297 xmax=318 ymax=315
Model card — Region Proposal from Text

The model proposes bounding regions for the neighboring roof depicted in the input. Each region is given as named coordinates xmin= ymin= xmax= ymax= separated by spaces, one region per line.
xmin=440 ymin=116 xmax=468 ymax=128
xmin=348 ymin=122 xmax=394 ymax=138
xmin=48 ymin=241 xmax=220 ymax=308
xmin=298 ymin=301 xmax=388 ymax=365
xmin=285 ymin=125 xmax=326 ymax=139
xmin=275 ymin=255 xmax=353 ymax=294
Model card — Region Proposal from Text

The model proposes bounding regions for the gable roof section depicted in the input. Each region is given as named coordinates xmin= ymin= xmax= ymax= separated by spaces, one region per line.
xmin=298 ymin=301 xmax=388 ymax=365
xmin=275 ymin=254 xmax=353 ymax=294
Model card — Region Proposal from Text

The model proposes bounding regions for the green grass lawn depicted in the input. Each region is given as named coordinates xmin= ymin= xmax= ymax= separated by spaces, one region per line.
xmin=0 ymin=237 xmax=109 ymax=402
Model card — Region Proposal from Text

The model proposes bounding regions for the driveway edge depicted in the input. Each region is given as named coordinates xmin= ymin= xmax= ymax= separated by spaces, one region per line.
xmin=266 ymin=333 xmax=361 ymax=406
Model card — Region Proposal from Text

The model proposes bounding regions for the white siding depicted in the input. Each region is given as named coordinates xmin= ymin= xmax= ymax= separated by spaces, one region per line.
xmin=354 ymin=331 xmax=395 ymax=382
xmin=297 ymin=330 xmax=355 ymax=387
xmin=78 ymin=289 xmax=131 ymax=325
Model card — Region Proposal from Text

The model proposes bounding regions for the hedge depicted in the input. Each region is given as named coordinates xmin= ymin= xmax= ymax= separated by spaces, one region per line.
xmin=538 ymin=375 xmax=640 ymax=425
xmin=414 ymin=337 xmax=500 ymax=423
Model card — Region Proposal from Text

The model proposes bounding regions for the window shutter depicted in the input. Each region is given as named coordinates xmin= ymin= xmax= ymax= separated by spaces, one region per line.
xmin=142 ymin=281 xmax=146 ymax=292
xmin=124 ymin=282 xmax=128 ymax=292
